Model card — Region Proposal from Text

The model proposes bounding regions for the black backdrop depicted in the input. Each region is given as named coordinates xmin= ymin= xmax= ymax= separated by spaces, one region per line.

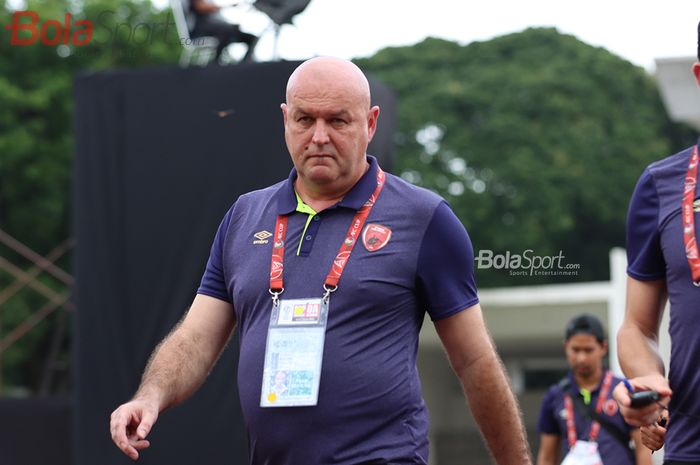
xmin=73 ymin=61 xmax=395 ymax=465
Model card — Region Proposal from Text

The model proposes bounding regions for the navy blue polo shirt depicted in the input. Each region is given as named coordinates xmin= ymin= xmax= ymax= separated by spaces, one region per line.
xmin=537 ymin=371 xmax=634 ymax=464
xmin=627 ymin=140 xmax=700 ymax=461
xmin=198 ymin=156 xmax=479 ymax=465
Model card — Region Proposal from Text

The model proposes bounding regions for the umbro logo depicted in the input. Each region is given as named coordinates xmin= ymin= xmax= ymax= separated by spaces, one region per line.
xmin=253 ymin=230 xmax=272 ymax=245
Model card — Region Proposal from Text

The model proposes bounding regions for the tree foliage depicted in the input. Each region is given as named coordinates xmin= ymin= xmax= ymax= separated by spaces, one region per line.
xmin=356 ymin=29 xmax=696 ymax=286
xmin=0 ymin=0 xmax=180 ymax=393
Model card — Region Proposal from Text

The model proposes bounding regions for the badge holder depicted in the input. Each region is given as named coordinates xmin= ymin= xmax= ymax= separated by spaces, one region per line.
xmin=561 ymin=440 xmax=603 ymax=465
xmin=260 ymin=297 xmax=329 ymax=407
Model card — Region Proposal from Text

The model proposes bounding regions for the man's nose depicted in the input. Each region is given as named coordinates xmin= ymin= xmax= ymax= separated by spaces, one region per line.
xmin=311 ymin=120 xmax=330 ymax=145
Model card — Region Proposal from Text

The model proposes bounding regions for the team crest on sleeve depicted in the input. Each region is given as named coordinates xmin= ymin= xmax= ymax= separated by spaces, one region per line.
xmin=603 ymin=398 xmax=618 ymax=416
xmin=362 ymin=224 xmax=392 ymax=252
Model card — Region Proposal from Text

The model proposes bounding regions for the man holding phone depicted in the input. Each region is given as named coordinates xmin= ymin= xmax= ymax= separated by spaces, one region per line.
xmin=613 ymin=21 xmax=700 ymax=463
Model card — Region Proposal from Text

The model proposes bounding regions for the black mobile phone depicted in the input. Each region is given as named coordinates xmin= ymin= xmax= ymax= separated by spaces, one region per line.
xmin=630 ymin=390 xmax=660 ymax=407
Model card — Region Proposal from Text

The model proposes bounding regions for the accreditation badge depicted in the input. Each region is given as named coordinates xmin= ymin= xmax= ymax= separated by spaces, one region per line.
xmin=260 ymin=297 xmax=328 ymax=407
xmin=561 ymin=440 xmax=603 ymax=465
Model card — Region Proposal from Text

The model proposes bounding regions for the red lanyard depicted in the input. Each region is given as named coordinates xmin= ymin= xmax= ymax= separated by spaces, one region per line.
xmin=563 ymin=371 xmax=613 ymax=447
xmin=682 ymin=145 xmax=700 ymax=286
xmin=563 ymin=395 xmax=578 ymax=447
xmin=269 ymin=168 xmax=386 ymax=303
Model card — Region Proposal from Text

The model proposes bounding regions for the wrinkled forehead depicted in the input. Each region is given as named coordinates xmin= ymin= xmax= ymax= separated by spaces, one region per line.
xmin=286 ymin=88 xmax=361 ymax=118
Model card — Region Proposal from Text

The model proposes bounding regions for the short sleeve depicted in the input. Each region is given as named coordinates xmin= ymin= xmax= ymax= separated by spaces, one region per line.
xmin=537 ymin=387 xmax=561 ymax=435
xmin=626 ymin=169 xmax=665 ymax=280
xmin=416 ymin=201 xmax=479 ymax=321
xmin=197 ymin=206 xmax=234 ymax=302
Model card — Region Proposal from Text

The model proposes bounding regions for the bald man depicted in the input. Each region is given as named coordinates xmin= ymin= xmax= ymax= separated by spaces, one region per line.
xmin=109 ymin=57 xmax=531 ymax=465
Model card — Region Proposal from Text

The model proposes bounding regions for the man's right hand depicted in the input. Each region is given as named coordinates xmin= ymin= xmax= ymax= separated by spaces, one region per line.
xmin=109 ymin=398 xmax=160 ymax=461
xmin=612 ymin=374 xmax=671 ymax=427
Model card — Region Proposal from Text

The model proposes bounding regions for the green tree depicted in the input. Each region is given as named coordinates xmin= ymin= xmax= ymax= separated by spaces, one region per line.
xmin=0 ymin=0 xmax=180 ymax=393
xmin=357 ymin=29 xmax=696 ymax=287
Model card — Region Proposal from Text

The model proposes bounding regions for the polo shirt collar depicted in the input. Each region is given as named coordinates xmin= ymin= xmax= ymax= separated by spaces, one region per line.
xmin=276 ymin=155 xmax=380 ymax=215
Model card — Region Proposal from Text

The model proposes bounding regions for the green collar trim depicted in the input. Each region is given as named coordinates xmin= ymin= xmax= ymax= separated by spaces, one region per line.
xmin=295 ymin=191 xmax=317 ymax=256
xmin=579 ymin=388 xmax=592 ymax=406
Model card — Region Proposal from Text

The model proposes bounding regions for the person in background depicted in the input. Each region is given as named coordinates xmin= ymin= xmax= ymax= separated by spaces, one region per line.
xmin=537 ymin=314 xmax=650 ymax=465
xmin=189 ymin=0 xmax=257 ymax=63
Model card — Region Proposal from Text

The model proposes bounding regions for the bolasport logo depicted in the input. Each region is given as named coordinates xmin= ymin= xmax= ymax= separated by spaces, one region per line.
xmin=475 ymin=249 xmax=581 ymax=277
xmin=2 ymin=11 xmax=93 ymax=46
xmin=1 ymin=10 xmax=183 ymax=50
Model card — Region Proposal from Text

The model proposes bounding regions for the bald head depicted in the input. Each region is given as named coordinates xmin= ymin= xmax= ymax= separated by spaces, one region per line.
xmin=285 ymin=57 xmax=371 ymax=109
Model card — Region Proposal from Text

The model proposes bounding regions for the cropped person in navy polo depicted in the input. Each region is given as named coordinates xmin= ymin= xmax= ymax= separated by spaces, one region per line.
xmin=612 ymin=21 xmax=700 ymax=465
xmin=109 ymin=57 xmax=531 ymax=464
xmin=536 ymin=314 xmax=650 ymax=465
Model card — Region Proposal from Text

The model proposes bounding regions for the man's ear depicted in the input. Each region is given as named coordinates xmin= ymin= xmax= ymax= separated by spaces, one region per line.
xmin=281 ymin=103 xmax=288 ymax=126
xmin=367 ymin=105 xmax=380 ymax=142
